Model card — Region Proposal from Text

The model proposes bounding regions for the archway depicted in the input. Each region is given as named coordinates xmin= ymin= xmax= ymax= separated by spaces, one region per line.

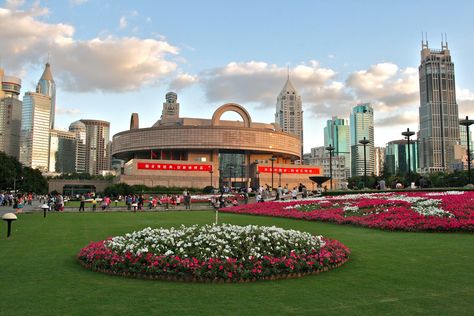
xmin=211 ymin=103 xmax=252 ymax=128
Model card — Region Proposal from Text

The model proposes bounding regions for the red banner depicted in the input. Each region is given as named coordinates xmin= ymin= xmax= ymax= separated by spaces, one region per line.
xmin=137 ymin=162 xmax=212 ymax=172
xmin=258 ymin=166 xmax=321 ymax=175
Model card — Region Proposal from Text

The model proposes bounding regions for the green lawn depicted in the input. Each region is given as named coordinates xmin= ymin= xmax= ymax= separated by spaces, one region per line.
xmin=1 ymin=211 xmax=473 ymax=315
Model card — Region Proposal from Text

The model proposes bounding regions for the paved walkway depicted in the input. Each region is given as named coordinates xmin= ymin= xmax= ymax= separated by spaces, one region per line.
xmin=0 ymin=200 xmax=217 ymax=216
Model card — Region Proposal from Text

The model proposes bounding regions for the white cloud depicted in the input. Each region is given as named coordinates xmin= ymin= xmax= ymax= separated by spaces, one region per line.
xmin=169 ymin=73 xmax=199 ymax=91
xmin=119 ymin=16 xmax=127 ymax=30
xmin=0 ymin=4 xmax=179 ymax=92
xmin=56 ymin=107 xmax=81 ymax=116
xmin=69 ymin=0 xmax=88 ymax=6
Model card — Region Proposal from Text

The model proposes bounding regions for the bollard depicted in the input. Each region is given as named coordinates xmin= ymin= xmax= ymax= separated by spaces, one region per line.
xmin=2 ymin=213 xmax=18 ymax=238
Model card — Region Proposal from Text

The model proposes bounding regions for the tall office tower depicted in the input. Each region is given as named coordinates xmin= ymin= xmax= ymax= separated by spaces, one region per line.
xmin=36 ymin=63 xmax=56 ymax=129
xmin=324 ymin=116 xmax=351 ymax=178
xmin=49 ymin=129 xmax=77 ymax=173
xmin=80 ymin=119 xmax=110 ymax=175
xmin=385 ymin=140 xmax=418 ymax=175
xmin=0 ymin=68 xmax=22 ymax=158
xmin=275 ymin=75 xmax=303 ymax=158
xmin=418 ymin=38 xmax=460 ymax=172
xmin=350 ymin=103 xmax=374 ymax=177
xmin=69 ymin=121 xmax=87 ymax=173
xmin=19 ymin=92 xmax=52 ymax=171
xmin=374 ymin=146 xmax=385 ymax=176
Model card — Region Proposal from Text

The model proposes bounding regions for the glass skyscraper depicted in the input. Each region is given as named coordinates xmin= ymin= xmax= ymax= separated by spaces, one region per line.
xmin=418 ymin=39 xmax=460 ymax=172
xmin=324 ymin=116 xmax=351 ymax=178
xmin=350 ymin=103 xmax=374 ymax=177
xmin=385 ymin=140 xmax=418 ymax=175
xmin=19 ymin=92 xmax=52 ymax=171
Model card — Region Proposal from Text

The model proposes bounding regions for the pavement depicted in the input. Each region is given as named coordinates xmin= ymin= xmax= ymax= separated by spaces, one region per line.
xmin=0 ymin=200 xmax=217 ymax=217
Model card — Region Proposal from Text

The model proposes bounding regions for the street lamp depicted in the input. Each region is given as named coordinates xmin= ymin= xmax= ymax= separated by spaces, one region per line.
xmin=13 ymin=176 xmax=23 ymax=195
xmin=241 ymin=162 xmax=245 ymax=190
xmin=229 ymin=166 xmax=234 ymax=190
xmin=460 ymin=116 xmax=474 ymax=184
xmin=209 ymin=170 xmax=214 ymax=188
xmin=278 ymin=171 xmax=282 ymax=187
xmin=218 ymin=168 xmax=223 ymax=191
xmin=269 ymin=156 xmax=277 ymax=192
xmin=359 ymin=137 xmax=370 ymax=188
xmin=325 ymin=144 xmax=335 ymax=190
xmin=402 ymin=128 xmax=415 ymax=184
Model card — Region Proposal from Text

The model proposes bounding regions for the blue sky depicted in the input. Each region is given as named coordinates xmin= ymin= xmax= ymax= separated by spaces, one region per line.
xmin=1 ymin=0 xmax=474 ymax=151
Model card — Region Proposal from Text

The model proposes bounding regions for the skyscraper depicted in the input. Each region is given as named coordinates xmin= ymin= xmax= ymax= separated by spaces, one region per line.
xmin=350 ymin=103 xmax=374 ymax=177
xmin=385 ymin=140 xmax=418 ymax=175
xmin=418 ymin=38 xmax=460 ymax=172
xmin=49 ymin=129 xmax=77 ymax=173
xmin=275 ymin=75 xmax=303 ymax=158
xmin=19 ymin=92 xmax=52 ymax=171
xmin=0 ymin=68 xmax=22 ymax=158
xmin=36 ymin=63 xmax=56 ymax=129
xmin=80 ymin=119 xmax=111 ymax=175
xmin=69 ymin=120 xmax=87 ymax=173
xmin=324 ymin=116 xmax=351 ymax=178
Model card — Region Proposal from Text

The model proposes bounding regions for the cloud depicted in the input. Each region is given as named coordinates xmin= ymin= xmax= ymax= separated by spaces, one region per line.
xmin=119 ymin=16 xmax=127 ymax=30
xmin=169 ymin=73 xmax=199 ymax=91
xmin=375 ymin=111 xmax=418 ymax=127
xmin=0 ymin=4 xmax=179 ymax=92
xmin=69 ymin=0 xmax=88 ymax=6
xmin=56 ymin=107 xmax=81 ymax=116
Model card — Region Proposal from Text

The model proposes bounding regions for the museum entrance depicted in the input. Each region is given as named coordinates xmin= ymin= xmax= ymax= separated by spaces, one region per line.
xmin=218 ymin=152 xmax=247 ymax=191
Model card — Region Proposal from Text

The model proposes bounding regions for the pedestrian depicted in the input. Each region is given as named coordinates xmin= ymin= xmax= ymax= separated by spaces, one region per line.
xmin=79 ymin=195 xmax=85 ymax=212
xmin=92 ymin=198 xmax=97 ymax=211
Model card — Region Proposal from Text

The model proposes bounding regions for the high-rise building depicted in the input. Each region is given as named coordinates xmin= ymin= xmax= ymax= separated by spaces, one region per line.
xmin=374 ymin=147 xmax=385 ymax=177
xmin=0 ymin=68 xmax=22 ymax=158
xmin=49 ymin=129 xmax=77 ymax=173
xmin=350 ymin=103 xmax=374 ymax=177
xmin=80 ymin=119 xmax=110 ymax=175
xmin=385 ymin=140 xmax=418 ymax=175
xmin=69 ymin=121 xmax=87 ymax=173
xmin=36 ymin=63 xmax=56 ymax=129
xmin=418 ymin=39 xmax=460 ymax=172
xmin=275 ymin=75 xmax=303 ymax=158
xmin=324 ymin=116 xmax=351 ymax=178
xmin=19 ymin=92 xmax=52 ymax=171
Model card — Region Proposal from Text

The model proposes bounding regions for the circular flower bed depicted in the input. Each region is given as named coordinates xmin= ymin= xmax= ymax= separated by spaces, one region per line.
xmin=77 ymin=224 xmax=350 ymax=282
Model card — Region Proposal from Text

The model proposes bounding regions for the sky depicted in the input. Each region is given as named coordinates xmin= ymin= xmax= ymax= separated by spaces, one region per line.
xmin=1 ymin=0 xmax=474 ymax=153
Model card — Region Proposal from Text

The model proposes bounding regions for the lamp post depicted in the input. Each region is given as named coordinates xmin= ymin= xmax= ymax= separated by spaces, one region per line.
xmin=218 ymin=168 xmax=223 ymax=191
xmin=325 ymin=144 xmax=335 ymax=190
xmin=2 ymin=213 xmax=17 ymax=238
xmin=359 ymin=137 xmax=370 ymax=188
xmin=13 ymin=176 xmax=23 ymax=195
xmin=269 ymin=156 xmax=277 ymax=193
xmin=241 ymin=162 xmax=245 ymax=190
xmin=278 ymin=171 xmax=282 ymax=187
xmin=209 ymin=170 xmax=214 ymax=188
xmin=401 ymin=128 xmax=415 ymax=184
xmin=229 ymin=166 xmax=234 ymax=190
xmin=460 ymin=116 xmax=474 ymax=184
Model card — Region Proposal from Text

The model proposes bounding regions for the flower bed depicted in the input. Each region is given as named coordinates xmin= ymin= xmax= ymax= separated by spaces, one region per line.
xmin=220 ymin=191 xmax=474 ymax=232
xmin=77 ymin=224 xmax=350 ymax=282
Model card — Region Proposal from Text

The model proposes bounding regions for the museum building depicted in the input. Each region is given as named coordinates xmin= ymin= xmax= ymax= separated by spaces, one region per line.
xmin=111 ymin=92 xmax=322 ymax=190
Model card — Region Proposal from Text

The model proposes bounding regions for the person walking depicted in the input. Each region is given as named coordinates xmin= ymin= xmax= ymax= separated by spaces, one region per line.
xmin=78 ymin=195 xmax=85 ymax=212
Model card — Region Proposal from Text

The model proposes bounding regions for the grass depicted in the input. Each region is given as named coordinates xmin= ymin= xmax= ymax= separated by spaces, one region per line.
xmin=1 ymin=211 xmax=473 ymax=315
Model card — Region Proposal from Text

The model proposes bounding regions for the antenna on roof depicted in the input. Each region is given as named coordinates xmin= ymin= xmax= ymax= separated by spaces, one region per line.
xmin=287 ymin=64 xmax=290 ymax=80
xmin=421 ymin=31 xmax=428 ymax=49
xmin=445 ymin=32 xmax=448 ymax=49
